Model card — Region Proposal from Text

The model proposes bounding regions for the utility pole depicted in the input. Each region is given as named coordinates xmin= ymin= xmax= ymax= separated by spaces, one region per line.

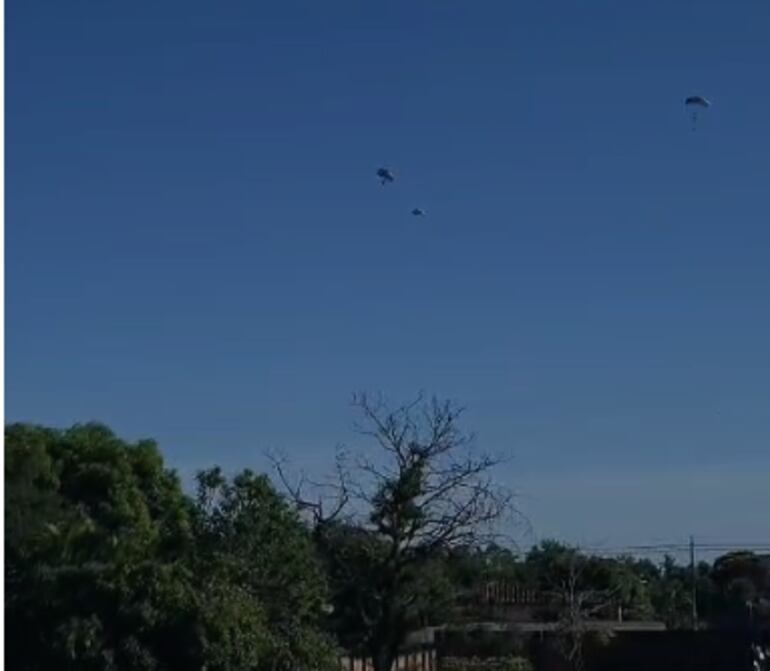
xmin=690 ymin=535 xmax=698 ymax=630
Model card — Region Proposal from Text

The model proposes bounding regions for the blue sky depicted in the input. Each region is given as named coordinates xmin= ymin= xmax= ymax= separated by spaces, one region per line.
xmin=7 ymin=0 xmax=770 ymax=549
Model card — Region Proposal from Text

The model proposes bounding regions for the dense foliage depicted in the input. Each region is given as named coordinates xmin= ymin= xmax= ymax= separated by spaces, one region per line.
xmin=5 ymin=420 xmax=768 ymax=671
xmin=5 ymin=423 xmax=336 ymax=671
xmin=442 ymin=540 xmax=770 ymax=631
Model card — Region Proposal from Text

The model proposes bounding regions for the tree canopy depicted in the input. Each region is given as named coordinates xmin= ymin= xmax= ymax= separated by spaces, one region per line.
xmin=5 ymin=423 xmax=336 ymax=671
xmin=6 ymin=414 xmax=768 ymax=671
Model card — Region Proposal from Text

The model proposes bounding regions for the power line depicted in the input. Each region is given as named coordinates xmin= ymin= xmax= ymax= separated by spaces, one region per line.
xmin=577 ymin=542 xmax=770 ymax=556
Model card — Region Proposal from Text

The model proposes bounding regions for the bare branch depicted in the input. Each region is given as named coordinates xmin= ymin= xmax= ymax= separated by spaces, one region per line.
xmin=266 ymin=447 xmax=350 ymax=525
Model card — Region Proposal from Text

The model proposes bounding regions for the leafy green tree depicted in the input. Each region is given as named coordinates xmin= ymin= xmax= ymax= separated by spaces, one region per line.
xmin=712 ymin=551 xmax=767 ymax=601
xmin=710 ymin=551 xmax=770 ymax=625
xmin=525 ymin=540 xmax=581 ymax=594
xmin=649 ymin=555 xmax=693 ymax=629
xmin=606 ymin=557 xmax=654 ymax=621
xmin=6 ymin=423 xmax=202 ymax=670
xmin=192 ymin=467 xmax=338 ymax=671
xmin=5 ymin=423 xmax=335 ymax=671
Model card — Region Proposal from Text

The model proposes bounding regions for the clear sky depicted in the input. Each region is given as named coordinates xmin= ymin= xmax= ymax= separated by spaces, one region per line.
xmin=7 ymin=0 xmax=770 ymax=550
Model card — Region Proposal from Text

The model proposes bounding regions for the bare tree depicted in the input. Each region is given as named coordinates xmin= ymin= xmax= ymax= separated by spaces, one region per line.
xmin=274 ymin=392 xmax=513 ymax=671
xmin=351 ymin=393 xmax=511 ymax=551
xmin=270 ymin=445 xmax=351 ymax=526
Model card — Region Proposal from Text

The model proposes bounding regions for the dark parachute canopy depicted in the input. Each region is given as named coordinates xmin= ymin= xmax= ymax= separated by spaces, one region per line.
xmin=376 ymin=167 xmax=395 ymax=185
xmin=685 ymin=95 xmax=711 ymax=108
xmin=411 ymin=208 xmax=426 ymax=217
xmin=685 ymin=95 xmax=711 ymax=130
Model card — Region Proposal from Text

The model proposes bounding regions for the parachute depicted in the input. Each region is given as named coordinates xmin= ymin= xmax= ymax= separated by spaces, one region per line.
xmin=685 ymin=95 xmax=710 ymax=108
xmin=374 ymin=167 xmax=428 ymax=218
xmin=685 ymin=95 xmax=711 ymax=130
xmin=376 ymin=167 xmax=395 ymax=185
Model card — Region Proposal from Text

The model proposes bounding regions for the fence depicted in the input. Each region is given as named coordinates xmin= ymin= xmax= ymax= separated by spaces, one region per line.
xmin=340 ymin=645 xmax=438 ymax=671
xmin=480 ymin=582 xmax=542 ymax=605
